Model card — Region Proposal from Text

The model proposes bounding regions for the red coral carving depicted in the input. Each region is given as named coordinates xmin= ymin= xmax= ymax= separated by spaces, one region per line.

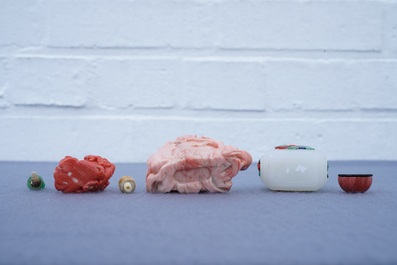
xmin=54 ymin=155 xmax=115 ymax=193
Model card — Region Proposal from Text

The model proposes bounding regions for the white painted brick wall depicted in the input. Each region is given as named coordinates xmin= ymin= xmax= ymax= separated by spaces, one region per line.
xmin=0 ymin=1 xmax=45 ymax=46
xmin=7 ymin=56 xmax=89 ymax=107
xmin=0 ymin=0 xmax=396 ymax=163
xmin=0 ymin=58 xmax=7 ymax=108
xmin=213 ymin=1 xmax=382 ymax=51
xmin=265 ymin=60 xmax=397 ymax=110
xmin=47 ymin=1 xmax=212 ymax=48
xmin=182 ymin=59 xmax=266 ymax=110
xmin=90 ymin=58 xmax=177 ymax=109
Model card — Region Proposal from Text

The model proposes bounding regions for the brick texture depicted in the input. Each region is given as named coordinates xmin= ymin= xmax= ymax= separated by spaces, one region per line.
xmin=265 ymin=60 xmax=397 ymax=111
xmin=6 ymin=56 xmax=89 ymax=107
xmin=182 ymin=59 xmax=266 ymax=110
xmin=47 ymin=1 xmax=211 ymax=48
xmin=213 ymin=1 xmax=382 ymax=51
xmin=88 ymin=58 xmax=177 ymax=109
xmin=0 ymin=57 xmax=9 ymax=108
xmin=0 ymin=0 xmax=45 ymax=46
xmin=0 ymin=0 xmax=396 ymax=162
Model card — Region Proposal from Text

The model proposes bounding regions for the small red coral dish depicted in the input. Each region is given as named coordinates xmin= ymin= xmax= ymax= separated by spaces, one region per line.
xmin=338 ymin=174 xmax=373 ymax=193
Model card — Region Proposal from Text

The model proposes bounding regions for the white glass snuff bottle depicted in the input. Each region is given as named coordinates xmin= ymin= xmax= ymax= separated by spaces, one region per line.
xmin=258 ymin=145 xmax=328 ymax=191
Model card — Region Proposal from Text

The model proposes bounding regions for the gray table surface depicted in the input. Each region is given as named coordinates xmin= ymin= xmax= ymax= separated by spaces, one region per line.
xmin=0 ymin=161 xmax=396 ymax=265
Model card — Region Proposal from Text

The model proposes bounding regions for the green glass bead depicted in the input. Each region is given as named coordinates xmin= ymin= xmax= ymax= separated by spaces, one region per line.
xmin=27 ymin=172 xmax=45 ymax=190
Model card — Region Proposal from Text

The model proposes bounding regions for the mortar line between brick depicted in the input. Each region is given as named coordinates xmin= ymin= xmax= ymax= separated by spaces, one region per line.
xmin=8 ymin=48 xmax=390 ymax=61
xmin=10 ymin=53 xmax=397 ymax=64
xmin=1 ymin=116 xmax=396 ymax=123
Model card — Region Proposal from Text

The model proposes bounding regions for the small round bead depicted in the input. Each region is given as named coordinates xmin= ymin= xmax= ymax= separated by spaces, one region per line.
xmin=118 ymin=176 xmax=136 ymax=193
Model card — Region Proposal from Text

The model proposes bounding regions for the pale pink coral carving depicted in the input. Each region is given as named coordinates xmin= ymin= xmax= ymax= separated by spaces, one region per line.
xmin=146 ymin=135 xmax=252 ymax=193
xmin=54 ymin=155 xmax=115 ymax=193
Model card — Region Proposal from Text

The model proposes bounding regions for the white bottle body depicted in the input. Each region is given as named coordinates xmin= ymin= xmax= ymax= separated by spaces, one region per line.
xmin=260 ymin=149 xmax=328 ymax=191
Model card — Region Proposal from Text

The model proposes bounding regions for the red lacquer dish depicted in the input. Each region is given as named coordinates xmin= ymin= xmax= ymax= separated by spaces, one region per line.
xmin=54 ymin=155 xmax=115 ymax=193
xmin=338 ymin=174 xmax=373 ymax=193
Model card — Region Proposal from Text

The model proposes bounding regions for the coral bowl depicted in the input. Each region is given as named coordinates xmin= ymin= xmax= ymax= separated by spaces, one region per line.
xmin=338 ymin=174 xmax=373 ymax=193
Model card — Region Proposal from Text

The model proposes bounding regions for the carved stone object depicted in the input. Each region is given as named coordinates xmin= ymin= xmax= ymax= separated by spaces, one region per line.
xmin=54 ymin=155 xmax=115 ymax=193
xmin=146 ymin=135 xmax=252 ymax=193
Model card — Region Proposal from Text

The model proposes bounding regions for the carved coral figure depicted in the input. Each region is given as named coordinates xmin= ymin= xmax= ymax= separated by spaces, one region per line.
xmin=146 ymin=135 xmax=252 ymax=193
xmin=54 ymin=155 xmax=115 ymax=193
